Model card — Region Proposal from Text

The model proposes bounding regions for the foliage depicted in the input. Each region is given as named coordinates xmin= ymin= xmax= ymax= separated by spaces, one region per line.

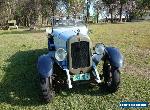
xmin=0 ymin=0 xmax=58 ymax=27
xmin=134 ymin=0 xmax=150 ymax=18
xmin=93 ymin=0 xmax=103 ymax=23
xmin=102 ymin=0 xmax=118 ymax=22
xmin=0 ymin=0 xmax=150 ymax=27
xmin=101 ymin=0 xmax=137 ymax=22
xmin=65 ymin=0 xmax=85 ymax=18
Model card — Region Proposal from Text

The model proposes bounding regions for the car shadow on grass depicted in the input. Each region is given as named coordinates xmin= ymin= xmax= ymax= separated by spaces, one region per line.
xmin=0 ymin=48 xmax=111 ymax=107
xmin=58 ymin=83 xmax=111 ymax=98
xmin=0 ymin=48 xmax=48 ymax=106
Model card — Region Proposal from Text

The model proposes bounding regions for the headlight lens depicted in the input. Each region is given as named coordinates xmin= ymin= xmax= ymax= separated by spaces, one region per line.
xmin=95 ymin=43 xmax=105 ymax=55
xmin=55 ymin=48 xmax=67 ymax=61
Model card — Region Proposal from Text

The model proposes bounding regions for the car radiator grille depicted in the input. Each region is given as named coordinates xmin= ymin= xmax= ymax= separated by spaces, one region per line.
xmin=71 ymin=41 xmax=90 ymax=69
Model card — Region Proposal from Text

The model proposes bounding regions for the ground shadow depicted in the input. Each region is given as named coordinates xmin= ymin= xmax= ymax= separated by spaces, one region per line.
xmin=0 ymin=48 xmax=111 ymax=106
xmin=58 ymin=83 xmax=111 ymax=98
xmin=0 ymin=48 xmax=48 ymax=106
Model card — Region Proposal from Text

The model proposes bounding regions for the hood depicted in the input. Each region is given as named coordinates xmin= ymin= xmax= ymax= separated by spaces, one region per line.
xmin=51 ymin=26 xmax=88 ymax=41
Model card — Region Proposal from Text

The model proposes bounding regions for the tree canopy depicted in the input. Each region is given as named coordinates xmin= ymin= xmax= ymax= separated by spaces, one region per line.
xmin=0 ymin=0 xmax=149 ymax=27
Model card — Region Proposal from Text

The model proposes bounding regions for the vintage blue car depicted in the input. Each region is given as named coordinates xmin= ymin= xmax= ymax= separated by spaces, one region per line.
xmin=37 ymin=17 xmax=124 ymax=102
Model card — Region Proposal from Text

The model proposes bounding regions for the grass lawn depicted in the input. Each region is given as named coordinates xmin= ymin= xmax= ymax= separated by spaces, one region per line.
xmin=0 ymin=21 xmax=150 ymax=110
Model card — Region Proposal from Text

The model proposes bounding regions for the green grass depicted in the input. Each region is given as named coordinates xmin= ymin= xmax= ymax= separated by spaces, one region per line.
xmin=0 ymin=21 xmax=150 ymax=110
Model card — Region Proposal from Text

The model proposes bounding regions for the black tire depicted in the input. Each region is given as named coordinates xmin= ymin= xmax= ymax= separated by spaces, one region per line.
xmin=40 ymin=76 xmax=55 ymax=103
xmin=102 ymin=64 xmax=120 ymax=93
xmin=53 ymin=63 xmax=67 ymax=92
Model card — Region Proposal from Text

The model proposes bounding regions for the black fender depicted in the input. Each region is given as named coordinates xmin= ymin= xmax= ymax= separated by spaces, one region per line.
xmin=105 ymin=47 xmax=123 ymax=68
xmin=37 ymin=53 xmax=54 ymax=78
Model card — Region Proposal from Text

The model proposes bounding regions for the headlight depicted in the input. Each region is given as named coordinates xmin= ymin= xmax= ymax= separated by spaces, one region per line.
xmin=55 ymin=48 xmax=67 ymax=61
xmin=95 ymin=43 xmax=105 ymax=55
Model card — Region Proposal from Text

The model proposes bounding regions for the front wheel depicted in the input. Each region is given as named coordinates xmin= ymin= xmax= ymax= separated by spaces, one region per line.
xmin=102 ymin=64 xmax=120 ymax=93
xmin=39 ymin=76 xmax=55 ymax=103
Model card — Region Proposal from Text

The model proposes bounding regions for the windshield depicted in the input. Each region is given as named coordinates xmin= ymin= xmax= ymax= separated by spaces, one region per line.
xmin=52 ymin=17 xmax=85 ymax=27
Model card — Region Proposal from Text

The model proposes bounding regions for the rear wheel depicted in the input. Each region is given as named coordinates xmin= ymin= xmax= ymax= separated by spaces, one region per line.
xmin=40 ymin=76 xmax=55 ymax=103
xmin=102 ymin=63 xmax=120 ymax=93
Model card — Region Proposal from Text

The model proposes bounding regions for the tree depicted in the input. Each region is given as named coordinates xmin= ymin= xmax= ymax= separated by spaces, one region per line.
xmin=14 ymin=0 xmax=59 ymax=27
xmin=102 ymin=0 xmax=138 ymax=22
xmin=102 ymin=0 xmax=118 ymax=23
xmin=86 ymin=0 xmax=91 ymax=22
xmin=62 ymin=0 xmax=85 ymax=18
xmin=118 ymin=0 xmax=128 ymax=22
xmin=135 ymin=0 xmax=150 ymax=19
xmin=93 ymin=0 xmax=103 ymax=23
xmin=125 ymin=0 xmax=137 ymax=21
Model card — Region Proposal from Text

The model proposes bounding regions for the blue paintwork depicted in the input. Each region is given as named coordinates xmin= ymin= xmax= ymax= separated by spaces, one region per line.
xmin=52 ymin=26 xmax=88 ymax=41
xmin=106 ymin=47 xmax=124 ymax=68
xmin=37 ymin=52 xmax=55 ymax=78
xmin=52 ymin=28 xmax=76 ymax=41
xmin=50 ymin=26 xmax=89 ymax=67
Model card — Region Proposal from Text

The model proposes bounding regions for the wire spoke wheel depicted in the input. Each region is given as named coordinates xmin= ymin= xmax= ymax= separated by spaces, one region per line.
xmin=40 ymin=76 xmax=55 ymax=103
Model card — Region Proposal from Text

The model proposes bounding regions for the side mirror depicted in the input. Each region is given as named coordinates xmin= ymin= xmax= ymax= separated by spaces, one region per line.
xmin=94 ymin=43 xmax=105 ymax=55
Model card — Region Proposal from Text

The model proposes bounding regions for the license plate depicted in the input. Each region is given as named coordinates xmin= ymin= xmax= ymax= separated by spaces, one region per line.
xmin=73 ymin=73 xmax=90 ymax=81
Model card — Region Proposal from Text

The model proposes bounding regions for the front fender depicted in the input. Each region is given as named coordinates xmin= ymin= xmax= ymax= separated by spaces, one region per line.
xmin=37 ymin=54 xmax=53 ymax=78
xmin=106 ymin=47 xmax=124 ymax=68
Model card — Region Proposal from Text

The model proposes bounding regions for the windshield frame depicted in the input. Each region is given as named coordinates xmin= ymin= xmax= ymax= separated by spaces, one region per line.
xmin=51 ymin=17 xmax=86 ymax=28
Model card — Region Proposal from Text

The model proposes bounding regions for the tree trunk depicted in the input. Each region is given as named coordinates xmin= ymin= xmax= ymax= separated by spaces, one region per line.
xmin=52 ymin=0 xmax=55 ymax=17
xmin=29 ymin=0 xmax=39 ymax=30
xmin=42 ymin=16 xmax=43 ymax=25
xmin=24 ymin=16 xmax=27 ymax=26
xmin=96 ymin=10 xmax=99 ymax=23
xmin=86 ymin=0 xmax=90 ymax=23
xmin=119 ymin=4 xmax=123 ymax=22
xmin=110 ymin=9 xmax=113 ymax=23
xmin=27 ymin=17 xmax=29 ymax=27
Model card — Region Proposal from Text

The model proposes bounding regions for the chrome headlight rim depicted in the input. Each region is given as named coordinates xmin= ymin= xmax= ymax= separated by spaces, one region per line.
xmin=95 ymin=43 xmax=105 ymax=55
xmin=55 ymin=48 xmax=67 ymax=61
